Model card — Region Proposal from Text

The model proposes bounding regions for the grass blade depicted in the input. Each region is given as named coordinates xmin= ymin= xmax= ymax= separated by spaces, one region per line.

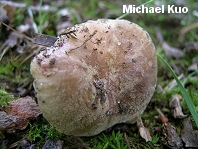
xmin=27 ymin=7 xmax=38 ymax=33
xmin=157 ymin=54 xmax=198 ymax=127
xmin=38 ymin=0 xmax=43 ymax=34
xmin=117 ymin=0 xmax=154 ymax=20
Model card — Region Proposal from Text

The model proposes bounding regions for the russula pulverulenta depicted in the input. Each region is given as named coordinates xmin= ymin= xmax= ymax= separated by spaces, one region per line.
xmin=30 ymin=19 xmax=157 ymax=136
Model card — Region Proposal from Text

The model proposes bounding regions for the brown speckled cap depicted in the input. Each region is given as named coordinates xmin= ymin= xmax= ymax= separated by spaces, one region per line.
xmin=30 ymin=19 xmax=157 ymax=136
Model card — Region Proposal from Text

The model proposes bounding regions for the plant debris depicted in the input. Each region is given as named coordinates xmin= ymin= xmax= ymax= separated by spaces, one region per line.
xmin=169 ymin=94 xmax=187 ymax=118
xmin=136 ymin=117 xmax=152 ymax=142
xmin=156 ymin=108 xmax=168 ymax=124
xmin=163 ymin=123 xmax=183 ymax=149
xmin=33 ymin=33 xmax=57 ymax=47
xmin=0 ymin=0 xmax=197 ymax=148
xmin=0 ymin=96 xmax=41 ymax=132
xmin=0 ymin=111 xmax=25 ymax=132
xmin=181 ymin=117 xmax=198 ymax=148
xmin=42 ymin=139 xmax=64 ymax=149
xmin=155 ymin=28 xmax=185 ymax=59
xmin=188 ymin=58 xmax=198 ymax=72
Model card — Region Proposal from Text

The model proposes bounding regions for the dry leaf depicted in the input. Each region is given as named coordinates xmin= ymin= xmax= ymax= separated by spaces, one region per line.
xmin=188 ymin=58 xmax=198 ymax=72
xmin=166 ymin=74 xmax=184 ymax=91
xmin=163 ymin=123 xmax=183 ymax=149
xmin=56 ymin=8 xmax=73 ymax=35
xmin=0 ymin=111 xmax=27 ymax=132
xmin=33 ymin=33 xmax=57 ymax=47
xmin=162 ymin=42 xmax=185 ymax=59
xmin=169 ymin=94 xmax=187 ymax=118
xmin=181 ymin=117 xmax=198 ymax=147
xmin=0 ymin=2 xmax=16 ymax=21
xmin=179 ymin=23 xmax=198 ymax=42
xmin=136 ymin=117 xmax=152 ymax=142
xmin=139 ymin=127 xmax=152 ymax=142
xmin=0 ymin=96 xmax=41 ymax=132
xmin=42 ymin=139 xmax=64 ymax=149
xmin=185 ymin=41 xmax=198 ymax=53
xmin=5 ymin=96 xmax=41 ymax=119
xmin=188 ymin=63 xmax=198 ymax=71
xmin=155 ymin=27 xmax=185 ymax=59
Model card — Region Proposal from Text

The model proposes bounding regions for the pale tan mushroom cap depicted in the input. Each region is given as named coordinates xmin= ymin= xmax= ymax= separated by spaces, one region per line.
xmin=30 ymin=19 xmax=157 ymax=136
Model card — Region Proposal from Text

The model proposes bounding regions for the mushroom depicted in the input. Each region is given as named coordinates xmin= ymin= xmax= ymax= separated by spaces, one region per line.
xmin=30 ymin=19 xmax=157 ymax=136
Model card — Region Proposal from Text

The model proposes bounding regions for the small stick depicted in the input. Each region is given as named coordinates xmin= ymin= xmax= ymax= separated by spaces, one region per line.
xmin=124 ymin=132 xmax=131 ymax=149
xmin=0 ymin=20 xmax=33 ymax=41
xmin=69 ymin=30 xmax=97 ymax=52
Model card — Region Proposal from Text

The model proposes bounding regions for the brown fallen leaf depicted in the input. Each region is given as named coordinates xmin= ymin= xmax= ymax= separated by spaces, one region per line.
xmin=188 ymin=58 xmax=198 ymax=72
xmin=169 ymin=94 xmax=187 ymax=118
xmin=166 ymin=74 xmax=184 ymax=91
xmin=0 ymin=111 xmax=27 ymax=132
xmin=181 ymin=117 xmax=198 ymax=148
xmin=179 ymin=22 xmax=198 ymax=42
xmin=136 ymin=117 xmax=152 ymax=142
xmin=185 ymin=41 xmax=198 ymax=53
xmin=188 ymin=63 xmax=198 ymax=72
xmin=0 ymin=2 xmax=16 ymax=21
xmin=56 ymin=8 xmax=74 ymax=36
xmin=5 ymin=96 xmax=41 ymax=119
xmin=0 ymin=31 xmax=29 ymax=61
xmin=163 ymin=123 xmax=183 ymax=149
xmin=33 ymin=33 xmax=58 ymax=47
xmin=0 ymin=96 xmax=41 ymax=132
xmin=42 ymin=139 xmax=64 ymax=149
xmin=155 ymin=27 xmax=185 ymax=59
xmin=162 ymin=42 xmax=185 ymax=59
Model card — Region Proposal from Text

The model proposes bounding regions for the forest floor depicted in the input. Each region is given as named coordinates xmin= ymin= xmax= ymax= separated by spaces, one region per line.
xmin=0 ymin=0 xmax=198 ymax=149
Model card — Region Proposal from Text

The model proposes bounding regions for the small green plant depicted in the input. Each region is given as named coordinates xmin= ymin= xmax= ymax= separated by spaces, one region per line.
xmin=148 ymin=134 xmax=159 ymax=147
xmin=13 ymin=9 xmax=25 ymax=26
xmin=0 ymin=89 xmax=15 ymax=107
xmin=46 ymin=125 xmax=63 ymax=139
xmin=25 ymin=123 xmax=44 ymax=148
xmin=96 ymin=131 xmax=128 ymax=149
xmin=26 ymin=122 xmax=63 ymax=148
xmin=27 ymin=123 xmax=45 ymax=142
xmin=0 ymin=61 xmax=19 ymax=75
xmin=27 ymin=0 xmax=48 ymax=34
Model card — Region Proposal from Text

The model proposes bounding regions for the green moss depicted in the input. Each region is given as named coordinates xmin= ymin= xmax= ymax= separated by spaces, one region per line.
xmin=25 ymin=122 xmax=64 ymax=149
xmin=87 ymin=131 xmax=128 ymax=149
xmin=0 ymin=62 xmax=19 ymax=75
xmin=46 ymin=125 xmax=64 ymax=139
xmin=0 ymin=89 xmax=15 ymax=107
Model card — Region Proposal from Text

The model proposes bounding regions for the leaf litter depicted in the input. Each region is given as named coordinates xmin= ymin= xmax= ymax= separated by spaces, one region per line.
xmin=0 ymin=96 xmax=41 ymax=132
xmin=0 ymin=0 xmax=198 ymax=148
xmin=181 ymin=117 xmax=198 ymax=148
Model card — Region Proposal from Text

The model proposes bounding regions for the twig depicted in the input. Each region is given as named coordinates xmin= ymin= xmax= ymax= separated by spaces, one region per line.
xmin=124 ymin=132 xmax=131 ymax=149
xmin=156 ymin=108 xmax=168 ymax=124
xmin=157 ymin=108 xmax=166 ymax=118
xmin=179 ymin=22 xmax=198 ymax=42
xmin=19 ymin=46 xmax=41 ymax=67
xmin=68 ymin=30 xmax=97 ymax=53
xmin=0 ymin=20 xmax=33 ymax=41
